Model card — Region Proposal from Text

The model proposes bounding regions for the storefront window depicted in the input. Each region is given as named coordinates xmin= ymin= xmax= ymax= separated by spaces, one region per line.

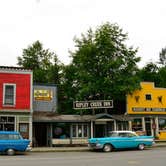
xmin=78 ymin=125 xmax=82 ymax=137
xmin=159 ymin=118 xmax=166 ymax=130
xmin=72 ymin=125 xmax=76 ymax=137
xmin=132 ymin=118 xmax=143 ymax=131
xmin=0 ymin=116 xmax=15 ymax=131
xmin=72 ymin=124 xmax=89 ymax=138
xmin=117 ymin=121 xmax=128 ymax=130
xmin=52 ymin=123 xmax=70 ymax=139
xmin=83 ymin=125 xmax=88 ymax=137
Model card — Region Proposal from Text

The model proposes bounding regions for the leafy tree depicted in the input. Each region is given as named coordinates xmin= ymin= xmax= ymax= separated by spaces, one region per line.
xmin=138 ymin=62 xmax=159 ymax=84
xmin=159 ymin=47 xmax=166 ymax=66
xmin=158 ymin=67 xmax=166 ymax=88
xmin=63 ymin=22 xmax=141 ymax=114
xmin=157 ymin=47 xmax=166 ymax=88
xmin=17 ymin=40 xmax=61 ymax=84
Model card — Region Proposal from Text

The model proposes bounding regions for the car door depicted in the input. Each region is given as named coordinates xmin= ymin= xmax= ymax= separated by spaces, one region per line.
xmin=117 ymin=132 xmax=137 ymax=149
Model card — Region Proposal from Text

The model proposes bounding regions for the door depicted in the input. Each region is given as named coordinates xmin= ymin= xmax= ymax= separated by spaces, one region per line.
xmin=95 ymin=124 xmax=106 ymax=137
xmin=19 ymin=123 xmax=29 ymax=139
xmin=145 ymin=118 xmax=152 ymax=136
xmin=33 ymin=123 xmax=47 ymax=147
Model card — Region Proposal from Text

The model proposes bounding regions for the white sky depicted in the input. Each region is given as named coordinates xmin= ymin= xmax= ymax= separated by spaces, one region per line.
xmin=0 ymin=0 xmax=166 ymax=67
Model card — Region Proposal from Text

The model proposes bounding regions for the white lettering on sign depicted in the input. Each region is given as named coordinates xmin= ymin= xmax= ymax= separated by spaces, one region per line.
xmin=104 ymin=101 xmax=111 ymax=107
xmin=73 ymin=100 xmax=113 ymax=109
xmin=76 ymin=102 xmax=89 ymax=108
xmin=90 ymin=102 xmax=102 ymax=107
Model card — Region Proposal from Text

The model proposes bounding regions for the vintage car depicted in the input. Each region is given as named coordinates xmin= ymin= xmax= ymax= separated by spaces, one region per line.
xmin=0 ymin=131 xmax=31 ymax=155
xmin=88 ymin=130 xmax=155 ymax=152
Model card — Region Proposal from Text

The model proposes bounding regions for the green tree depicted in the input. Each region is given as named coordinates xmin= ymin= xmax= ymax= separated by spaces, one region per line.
xmin=159 ymin=47 xmax=166 ymax=66
xmin=17 ymin=40 xmax=61 ymax=84
xmin=138 ymin=62 xmax=159 ymax=84
xmin=158 ymin=67 xmax=166 ymax=88
xmin=63 ymin=22 xmax=141 ymax=114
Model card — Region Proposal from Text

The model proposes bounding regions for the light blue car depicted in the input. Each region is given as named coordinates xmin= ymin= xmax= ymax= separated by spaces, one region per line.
xmin=0 ymin=131 xmax=31 ymax=155
xmin=88 ymin=131 xmax=155 ymax=152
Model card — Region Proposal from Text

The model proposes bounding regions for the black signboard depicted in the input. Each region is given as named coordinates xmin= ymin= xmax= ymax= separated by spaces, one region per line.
xmin=73 ymin=100 xmax=113 ymax=109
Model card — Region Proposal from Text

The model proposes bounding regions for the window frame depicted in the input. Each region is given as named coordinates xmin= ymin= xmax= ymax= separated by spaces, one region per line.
xmin=3 ymin=83 xmax=16 ymax=106
xmin=159 ymin=118 xmax=166 ymax=131
xmin=71 ymin=123 xmax=89 ymax=138
xmin=145 ymin=94 xmax=152 ymax=101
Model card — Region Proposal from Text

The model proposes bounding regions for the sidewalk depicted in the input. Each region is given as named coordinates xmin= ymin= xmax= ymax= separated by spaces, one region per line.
xmin=32 ymin=146 xmax=89 ymax=152
xmin=31 ymin=141 xmax=166 ymax=152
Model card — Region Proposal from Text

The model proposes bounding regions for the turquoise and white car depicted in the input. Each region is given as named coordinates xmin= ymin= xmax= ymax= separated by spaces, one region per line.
xmin=88 ymin=130 xmax=155 ymax=152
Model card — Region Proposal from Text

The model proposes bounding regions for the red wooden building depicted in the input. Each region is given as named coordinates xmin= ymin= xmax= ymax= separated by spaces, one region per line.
xmin=0 ymin=66 xmax=33 ymax=140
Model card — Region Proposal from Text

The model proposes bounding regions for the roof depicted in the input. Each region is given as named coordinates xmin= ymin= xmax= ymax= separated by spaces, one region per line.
xmin=33 ymin=112 xmax=93 ymax=122
xmin=33 ymin=112 xmax=132 ymax=122
xmin=0 ymin=66 xmax=32 ymax=72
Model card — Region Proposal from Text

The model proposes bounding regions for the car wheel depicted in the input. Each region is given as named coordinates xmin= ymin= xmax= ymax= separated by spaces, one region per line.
xmin=138 ymin=144 xmax=145 ymax=150
xmin=103 ymin=144 xmax=112 ymax=152
xmin=7 ymin=149 xmax=15 ymax=155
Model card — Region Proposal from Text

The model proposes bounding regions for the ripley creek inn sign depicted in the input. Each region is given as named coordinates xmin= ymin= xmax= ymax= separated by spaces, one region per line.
xmin=73 ymin=100 xmax=113 ymax=109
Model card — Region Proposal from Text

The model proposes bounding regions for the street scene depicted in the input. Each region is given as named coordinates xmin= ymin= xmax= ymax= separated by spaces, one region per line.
xmin=1 ymin=2 xmax=166 ymax=166
xmin=1 ymin=147 xmax=166 ymax=166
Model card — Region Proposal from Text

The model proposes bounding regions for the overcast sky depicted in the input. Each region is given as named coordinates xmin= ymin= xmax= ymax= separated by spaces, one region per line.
xmin=0 ymin=0 xmax=166 ymax=67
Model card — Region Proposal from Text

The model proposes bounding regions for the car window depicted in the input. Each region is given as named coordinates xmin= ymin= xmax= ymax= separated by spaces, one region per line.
xmin=0 ymin=134 xmax=9 ymax=140
xmin=109 ymin=132 xmax=118 ymax=137
xmin=127 ymin=133 xmax=138 ymax=137
xmin=8 ymin=134 xmax=20 ymax=140
xmin=119 ymin=133 xmax=128 ymax=137
xmin=0 ymin=134 xmax=20 ymax=140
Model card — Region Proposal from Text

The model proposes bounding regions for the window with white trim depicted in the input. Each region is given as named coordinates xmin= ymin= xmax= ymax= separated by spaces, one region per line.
xmin=0 ymin=116 xmax=15 ymax=131
xmin=3 ymin=84 xmax=16 ymax=106
xmin=71 ymin=124 xmax=89 ymax=138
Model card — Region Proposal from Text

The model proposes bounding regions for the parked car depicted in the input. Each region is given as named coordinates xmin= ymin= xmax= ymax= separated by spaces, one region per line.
xmin=0 ymin=131 xmax=31 ymax=155
xmin=88 ymin=130 xmax=155 ymax=152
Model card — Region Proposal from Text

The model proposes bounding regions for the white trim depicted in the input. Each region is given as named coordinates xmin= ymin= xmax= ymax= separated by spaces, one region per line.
xmin=0 ymin=69 xmax=32 ymax=75
xmin=3 ymin=83 xmax=16 ymax=106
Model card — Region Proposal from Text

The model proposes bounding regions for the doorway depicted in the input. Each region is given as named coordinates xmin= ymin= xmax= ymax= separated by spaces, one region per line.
xmin=145 ymin=117 xmax=152 ymax=136
xmin=95 ymin=124 xmax=106 ymax=137
xmin=33 ymin=123 xmax=47 ymax=147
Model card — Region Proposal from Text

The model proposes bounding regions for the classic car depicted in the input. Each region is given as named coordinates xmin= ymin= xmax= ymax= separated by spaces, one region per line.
xmin=0 ymin=131 xmax=31 ymax=155
xmin=88 ymin=130 xmax=155 ymax=152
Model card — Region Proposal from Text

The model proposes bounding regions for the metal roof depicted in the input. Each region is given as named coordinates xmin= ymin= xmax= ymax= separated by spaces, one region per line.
xmin=33 ymin=112 xmax=132 ymax=122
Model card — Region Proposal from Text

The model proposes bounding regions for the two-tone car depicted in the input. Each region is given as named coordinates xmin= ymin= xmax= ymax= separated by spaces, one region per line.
xmin=88 ymin=130 xmax=155 ymax=152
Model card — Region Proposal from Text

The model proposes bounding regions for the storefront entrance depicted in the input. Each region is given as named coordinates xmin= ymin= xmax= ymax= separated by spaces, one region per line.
xmin=94 ymin=121 xmax=115 ymax=137
xmin=95 ymin=124 xmax=106 ymax=137
xmin=145 ymin=117 xmax=152 ymax=136
xmin=33 ymin=123 xmax=47 ymax=147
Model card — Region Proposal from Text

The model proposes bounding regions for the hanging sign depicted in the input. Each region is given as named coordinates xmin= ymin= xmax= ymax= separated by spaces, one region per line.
xmin=73 ymin=100 xmax=113 ymax=109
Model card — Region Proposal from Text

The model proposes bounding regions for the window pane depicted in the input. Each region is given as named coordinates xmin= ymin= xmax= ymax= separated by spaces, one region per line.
xmin=72 ymin=125 xmax=76 ymax=137
xmin=83 ymin=125 xmax=88 ymax=137
xmin=78 ymin=125 xmax=82 ymax=137
xmin=159 ymin=119 xmax=166 ymax=130
xmin=132 ymin=118 xmax=143 ymax=131
xmin=146 ymin=94 xmax=151 ymax=100
xmin=4 ymin=85 xmax=14 ymax=105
